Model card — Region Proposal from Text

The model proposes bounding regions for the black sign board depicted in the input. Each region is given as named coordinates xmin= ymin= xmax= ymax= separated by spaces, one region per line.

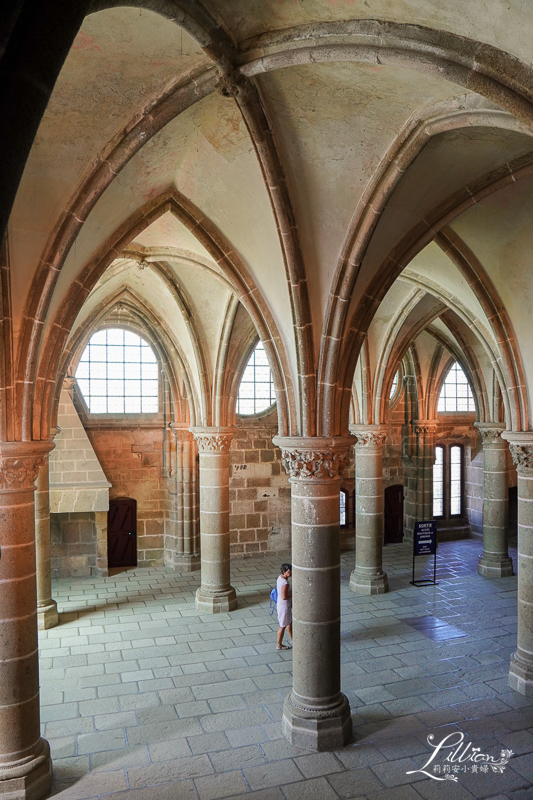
xmin=411 ymin=520 xmax=438 ymax=586
xmin=414 ymin=521 xmax=437 ymax=556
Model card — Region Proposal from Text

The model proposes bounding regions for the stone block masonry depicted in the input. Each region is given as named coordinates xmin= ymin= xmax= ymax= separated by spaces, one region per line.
xmin=229 ymin=410 xmax=291 ymax=558
xmin=51 ymin=512 xmax=97 ymax=578
xmin=86 ymin=425 xmax=170 ymax=567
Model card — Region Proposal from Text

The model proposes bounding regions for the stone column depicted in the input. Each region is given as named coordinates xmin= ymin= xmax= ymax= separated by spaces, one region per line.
xmin=190 ymin=427 xmax=236 ymax=612
xmin=273 ymin=436 xmax=353 ymax=750
xmin=349 ymin=426 xmax=389 ymax=594
xmin=502 ymin=432 xmax=533 ymax=695
xmin=35 ymin=427 xmax=60 ymax=630
xmin=413 ymin=421 xmax=438 ymax=522
xmin=0 ymin=442 xmax=53 ymax=799
xmin=476 ymin=424 xmax=513 ymax=578
xmin=169 ymin=427 xmax=200 ymax=571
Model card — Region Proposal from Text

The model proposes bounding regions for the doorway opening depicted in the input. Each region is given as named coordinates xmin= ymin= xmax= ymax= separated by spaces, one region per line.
xmin=384 ymin=484 xmax=404 ymax=544
xmin=108 ymin=497 xmax=137 ymax=569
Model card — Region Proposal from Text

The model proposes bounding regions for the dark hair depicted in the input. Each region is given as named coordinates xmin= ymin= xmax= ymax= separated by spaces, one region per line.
xmin=281 ymin=563 xmax=292 ymax=574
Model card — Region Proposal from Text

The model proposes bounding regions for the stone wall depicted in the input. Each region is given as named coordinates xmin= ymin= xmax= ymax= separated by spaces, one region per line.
xmin=51 ymin=512 xmax=96 ymax=578
xmin=229 ymin=410 xmax=291 ymax=558
xmin=85 ymin=424 xmax=171 ymax=568
xmin=466 ymin=442 xmax=484 ymax=539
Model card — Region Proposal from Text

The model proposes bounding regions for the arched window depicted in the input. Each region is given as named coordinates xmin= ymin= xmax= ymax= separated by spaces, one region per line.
xmin=340 ymin=489 xmax=348 ymax=527
xmin=75 ymin=328 xmax=159 ymax=414
xmin=237 ymin=342 xmax=275 ymax=416
xmin=433 ymin=443 xmax=464 ymax=519
xmin=437 ymin=362 xmax=475 ymax=412
xmin=389 ymin=371 xmax=399 ymax=399
xmin=433 ymin=445 xmax=444 ymax=517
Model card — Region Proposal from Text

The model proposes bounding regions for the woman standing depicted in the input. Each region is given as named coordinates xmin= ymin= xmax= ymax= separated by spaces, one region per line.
xmin=276 ymin=563 xmax=293 ymax=650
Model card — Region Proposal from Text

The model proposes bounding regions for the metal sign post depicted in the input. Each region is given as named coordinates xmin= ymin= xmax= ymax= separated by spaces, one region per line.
xmin=410 ymin=520 xmax=438 ymax=586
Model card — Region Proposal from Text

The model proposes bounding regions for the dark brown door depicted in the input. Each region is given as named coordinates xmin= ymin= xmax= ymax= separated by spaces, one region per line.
xmin=108 ymin=497 xmax=137 ymax=568
xmin=384 ymin=485 xmax=403 ymax=544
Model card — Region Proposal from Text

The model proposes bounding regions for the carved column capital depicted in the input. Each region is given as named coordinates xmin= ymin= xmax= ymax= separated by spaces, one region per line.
xmin=474 ymin=423 xmax=506 ymax=446
xmin=0 ymin=441 xmax=54 ymax=491
xmin=349 ymin=425 xmax=388 ymax=448
xmin=502 ymin=431 xmax=533 ymax=471
xmin=273 ymin=436 xmax=352 ymax=480
xmin=190 ymin=427 xmax=235 ymax=454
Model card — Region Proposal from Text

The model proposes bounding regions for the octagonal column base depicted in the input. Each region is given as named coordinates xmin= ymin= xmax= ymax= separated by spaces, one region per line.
xmin=349 ymin=570 xmax=388 ymax=595
xmin=37 ymin=600 xmax=59 ymax=631
xmin=173 ymin=554 xmax=200 ymax=572
xmin=195 ymin=586 xmax=237 ymax=613
xmin=282 ymin=692 xmax=352 ymax=751
xmin=0 ymin=739 xmax=52 ymax=800
xmin=478 ymin=554 xmax=514 ymax=578
xmin=509 ymin=651 xmax=533 ymax=696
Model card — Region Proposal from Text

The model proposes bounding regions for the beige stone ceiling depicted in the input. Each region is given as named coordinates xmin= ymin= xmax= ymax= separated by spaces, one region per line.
xmin=9 ymin=0 xmax=533 ymax=434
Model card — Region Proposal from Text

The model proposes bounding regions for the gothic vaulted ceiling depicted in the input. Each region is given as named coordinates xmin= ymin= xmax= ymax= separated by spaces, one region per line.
xmin=5 ymin=0 xmax=533 ymax=439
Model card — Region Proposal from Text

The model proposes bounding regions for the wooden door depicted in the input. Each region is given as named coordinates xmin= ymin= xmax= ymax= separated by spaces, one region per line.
xmin=384 ymin=484 xmax=403 ymax=544
xmin=108 ymin=497 xmax=137 ymax=568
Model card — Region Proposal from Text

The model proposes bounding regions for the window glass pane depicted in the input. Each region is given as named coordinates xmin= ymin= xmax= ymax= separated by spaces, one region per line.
xmin=90 ymin=330 xmax=107 ymax=345
xmin=389 ymin=370 xmax=399 ymax=400
xmin=437 ymin=362 xmax=476 ymax=412
xmin=90 ymin=362 xmax=106 ymax=380
xmin=90 ymin=397 xmax=106 ymax=414
xmin=141 ymin=363 xmax=158 ymax=380
xmin=450 ymin=445 xmax=462 ymax=515
xmin=75 ymin=328 xmax=159 ymax=414
xmin=125 ymin=397 xmax=141 ymax=413
xmin=107 ymin=397 xmax=124 ymax=414
xmin=433 ymin=446 xmax=444 ymax=517
xmin=237 ymin=342 xmax=276 ymax=416
xmin=107 ymin=380 xmax=123 ymax=397
xmin=106 ymin=345 xmax=123 ymax=363
xmin=89 ymin=345 xmax=106 ymax=361
xmin=76 ymin=362 xmax=89 ymax=380
xmin=141 ymin=397 xmax=158 ymax=413
xmin=125 ymin=363 xmax=141 ymax=380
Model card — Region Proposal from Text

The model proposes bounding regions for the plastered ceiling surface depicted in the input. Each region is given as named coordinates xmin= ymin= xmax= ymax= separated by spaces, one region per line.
xmin=8 ymin=0 xmax=533 ymax=433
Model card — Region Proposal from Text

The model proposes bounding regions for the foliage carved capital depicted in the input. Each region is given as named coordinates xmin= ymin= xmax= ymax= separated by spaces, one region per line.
xmin=501 ymin=431 xmax=533 ymax=472
xmin=508 ymin=444 xmax=533 ymax=471
xmin=190 ymin=427 xmax=235 ymax=454
xmin=0 ymin=456 xmax=44 ymax=491
xmin=273 ymin=436 xmax=353 ymax=481
xmin=350 ymin=426 xmax=388 ymax=448
xmin=476 ymin=424 xmax=505 ymax=445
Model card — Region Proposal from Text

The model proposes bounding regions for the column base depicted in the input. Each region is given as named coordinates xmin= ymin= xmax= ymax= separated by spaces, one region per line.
xmin=478 ymin=554 xmax=514 ymax=578
xmin=509 ymin=651 xmax=533 ymax=696
xmin=0 ymin=738 xmax=52 ymax=800
xmin=349 ymin=570 xmax=389 ymax=595
xmin=282 ymin=692 xmax=352 ymax=751
xmin=195 ymin=586 xmax=237 ymax=613
xmin=37 ymin=600 xmax=59 ymax=631
xmin=172 ymin=554 xmax=200 ymax=572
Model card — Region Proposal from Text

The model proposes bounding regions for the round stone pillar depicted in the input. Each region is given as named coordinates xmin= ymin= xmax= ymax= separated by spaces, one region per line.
xmin=349 ymin=426 xmax=389 ymax=595
xmin=476 ymin=424 xmax=513 ymax=578
xmin=35 ymin=427 xmax=59 ymax=630
xmin=190 ymin=427 xmax=237 ymax=613
xmin=502 ymin=431 xmax=533 ymax=695
xmin=0 ymin=442 xmax=53 ymax=800
xmin=273 ymin=436 xmax=353 ymax=751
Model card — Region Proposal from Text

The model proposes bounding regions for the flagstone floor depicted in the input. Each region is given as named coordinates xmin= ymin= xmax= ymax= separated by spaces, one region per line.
xmin=39 ymin=539 xmax=533 ymax=800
